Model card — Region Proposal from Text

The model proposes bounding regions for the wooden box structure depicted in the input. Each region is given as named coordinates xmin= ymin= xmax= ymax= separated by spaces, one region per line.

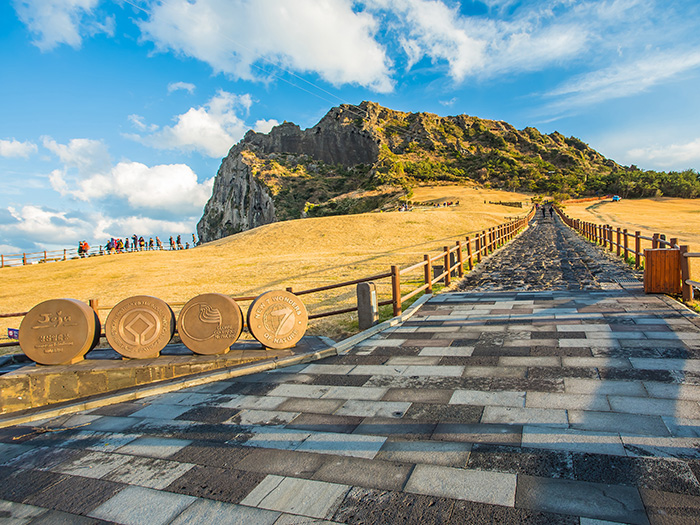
xmin=644 ymin=249 xmax=681 ymax=294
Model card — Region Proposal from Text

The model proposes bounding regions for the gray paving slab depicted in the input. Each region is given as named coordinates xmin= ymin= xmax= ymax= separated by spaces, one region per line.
xmin=0 ymin=500 xmax=48 ymax=522
xmin=375 ymin=438 xmax=471 ymax=467
xmin=334 ymin=399 xmax=411 ymax=418
xmin=312 ymin=455 xmax=412 ymax=491
xmin=170 ymin=499 xmax=280 ymax=525
xmin=515 ymin=475 xmax=648 ymax=524
xmin=481 ymin=406 xmax=569 ymax=427
xmin=296 ymin=430 xmax=386 ymax=459
xmin=450 ymin=389 xmax=525 ymax=407
xmin=88 ymin=485 xmax=196 ymax=525
xmin=102 ymin=456 xmax=195 ymax=489
xmin=240 ymin=475 xmax=350 ymax=519
xmin=521 ymin=426 xmax=626 ymax=456
xmin=116 ymin=436 xmax=192 ymax=458
xmin=404 ymin=464 xmax=517 ymax=506
xmin=525 ymin=391 xmax=611 ymax=411
xmin=568 ymin=410 xmax=670 ymax=436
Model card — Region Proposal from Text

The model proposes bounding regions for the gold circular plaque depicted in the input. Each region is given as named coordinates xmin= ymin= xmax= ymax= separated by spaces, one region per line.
xmin=247 ymin=290 xmax=308 ymax=349
xmin=177 ymin=293 xmax=243 ymax=355
xmin=105 ymin=295 xmax=175 ymax=359
xmin=19 ymin=299 xmax=99 ymax=365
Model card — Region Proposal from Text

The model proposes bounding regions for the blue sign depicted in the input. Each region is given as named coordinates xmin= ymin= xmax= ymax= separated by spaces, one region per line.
xmin=7 ymin=328 xmax=19 ymax=340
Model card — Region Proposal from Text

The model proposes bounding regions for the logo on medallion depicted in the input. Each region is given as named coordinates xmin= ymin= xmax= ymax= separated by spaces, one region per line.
xmin=247 ymin=291 xmax=308 ymax=350
xmin=177 ymin=293 xmax=243 ymax=355
xmin=106 ymin=296 xmax=175 ymax=359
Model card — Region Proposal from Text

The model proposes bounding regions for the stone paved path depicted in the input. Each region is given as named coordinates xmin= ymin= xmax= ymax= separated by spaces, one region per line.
xmin=1 ymin=215 xmax=699 ymax=524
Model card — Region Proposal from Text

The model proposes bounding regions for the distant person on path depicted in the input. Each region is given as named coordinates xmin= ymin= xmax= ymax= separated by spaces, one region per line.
xmin=139 ymin=236 xmax=145 ymax=251
xmin=169 ymin=236 xmax=174 ymax=250
xmin=149 ymin=238 xmax=154 ymax=250
xmin=192 ymin=233 xmax=197 ymax=246
xmin=125 ymin=238 xmax=130 ymax=251
xmin=156 ymin=236 xmax=163 ymax=250
xmin=549 ymin=207 xmax=554 ymax=218
xmin=132 ymin=234 xmax=138 ymax=251
xmin=541 ymin=206 xmax=546 ymax=218
xmin=176 ymin=235 xmax=183 ymax=250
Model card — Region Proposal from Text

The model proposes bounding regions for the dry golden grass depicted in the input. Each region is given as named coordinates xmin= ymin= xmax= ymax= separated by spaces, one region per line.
xmin=563 ymin=197 xmax=700 ymax=282
xmin=1 ymin=185 xmax=531 ymax=345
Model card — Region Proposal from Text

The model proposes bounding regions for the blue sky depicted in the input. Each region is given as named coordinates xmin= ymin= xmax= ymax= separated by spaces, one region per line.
xmin=2 ymin=0 xmax=700 ymax=254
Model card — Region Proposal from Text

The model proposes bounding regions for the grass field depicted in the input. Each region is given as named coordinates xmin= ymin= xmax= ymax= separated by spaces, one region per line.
xmin=0 ymin=185 xmax=531 ymax=349
xmin=563 ymin=197 xmax=700 ymax=283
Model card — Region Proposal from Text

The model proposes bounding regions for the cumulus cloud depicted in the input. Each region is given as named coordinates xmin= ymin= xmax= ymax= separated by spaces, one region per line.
xmin=127 ymin=90 xmax=252 ymax=157
xmin=128 ymin=114 xmax=159 ymax=132
xmin=628 ymin=137 xmax=700 ymax=169
xmin=254 ymin=119 xmax=279 ymax=134
xmin=71 ymin=161 xmax=214 ymax=212
xmin=42 ymin=136 xmax=111 ymax=177
xmin=0 ymin=139 xmax=37 ymax=158
xmin=5 ymin=205 xmax=90 ymax=246
xmin=12 ymin=0 xmax=114 ymax=51
xmin=139 ymin=0 xmax=393 ymax=92
xmin=92 ymin=214 xmax=197 ymax=243
xmin=168 ymin=81 xmax=196 ymax=94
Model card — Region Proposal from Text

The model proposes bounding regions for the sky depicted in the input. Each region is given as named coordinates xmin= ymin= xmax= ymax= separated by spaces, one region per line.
xmin=2 ymin=0 xmax=700 ymax=254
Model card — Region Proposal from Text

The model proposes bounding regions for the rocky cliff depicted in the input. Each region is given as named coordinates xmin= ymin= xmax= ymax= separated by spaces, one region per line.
xmin=197 ymin=101 xmax=625 ymax=243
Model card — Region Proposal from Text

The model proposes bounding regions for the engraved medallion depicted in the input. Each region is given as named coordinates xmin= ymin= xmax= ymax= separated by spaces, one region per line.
xmin=19 ymin=299 xmax=99 ymax=365
xmin=105 ymin=295 xmax=175 ymax=359
xmin=177 ymin=293 xmax=243 ymax=355
xmin=247 ymin=290 xmax=308 ymax=349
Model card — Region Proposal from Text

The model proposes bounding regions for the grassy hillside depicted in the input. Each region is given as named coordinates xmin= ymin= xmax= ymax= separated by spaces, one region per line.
xmin=1 ymin=186 xmax=531 ymax=347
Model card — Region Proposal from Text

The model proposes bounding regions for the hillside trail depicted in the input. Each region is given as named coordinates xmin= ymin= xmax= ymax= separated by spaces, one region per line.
xmin=458 ymin=210 xmax=642 ymax=292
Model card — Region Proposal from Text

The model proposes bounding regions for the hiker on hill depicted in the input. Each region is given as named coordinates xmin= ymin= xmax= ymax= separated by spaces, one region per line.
xmin=176 ymin=235 xmax=183 ymax=250
xmin=192 ymin=233 xmax=197 ymax=246
xmin=149 ymin=238 xmax=154 ymax=250
xmin=125 ymin=238 xmax=130 ymax=251
xmin=541 ymin=206 xmax=546 ymax=218
xmin=549 ymin=207 xmax=554 ymax=218
xmin=156 ymin=237 xmax=163 ymax=250
xmin=132 ymin=234 xmax=138 ymax=250
xmin=169 ymin=236 xmax=174 ymax=250
xmin=139 ymin=236 xmax=145 ymax=250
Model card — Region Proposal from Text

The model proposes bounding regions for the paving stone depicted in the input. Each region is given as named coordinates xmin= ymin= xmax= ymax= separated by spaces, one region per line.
xmin=661 ymin=416 xmax=700 ymax=438
xmin=419 ymin=346 xmax=474 ymax=356
xmin=25 ymin=509 xmax=111 ymax=524
xmin=233 ymin=448 xmax=325 ymax=478
xmin=525 ymin=392 xmax=611 ymax=411
xmin=515 ymin=475 xmax=648 ymax=524
xmin=402 ymin=403 xmax=483 ymax=423
xmin=23 ymin=475 xmax=125 ymax=516
xmin=87 ymin=402 xmax=146 ymax=418
xmin=405 ymin=463 xmax=517 ymax=506
xmin=218 ymin=396 xmax=287 ymax=412
xmin=286 ymin=413 xmax=363 ymax=434
xmin=274 ymin=514 xmax=343 ymax=524
xmin=241 ymin=475 xmax=350 ymax=519
xmin=640 ymin=488 xmax=700 ymax=524
xmin=467 ymin=444 xmax=575 ymax=480
xmin=481 ymin=406 xmax=569 ymax=427
xmin=170 ymin=499 xmax=280 ymax=525
xmin=165 ymin=465 xmax=266 ymax=503
xmin=87 ymin=485 xmax=196 ymax=525
xmin=644 ymin=382 xmax=700 ymax=401
xmin=239 ymin=427 xmax=311 ymax=451
xmin=376 ymin=438 xmax=471 ymax=467
xmin=296 ymin=430 xmax=386 ymax=459
xmin=313 ymin=455 xmax=412 ymax=491
xmin=621 ymin=434 xmax=700 ymax=459
xmin=563 ymin=378 xmax=646 ymax=396
xmin=568 ymin=410 xmax=670 ymax=436
xmin=334 ymin=399 xmax=411 ymax=418
xmin=353 ymin=417 xmax=436 ymax=440
xmin=168 ymin=442 xmax=252 ymax=468
xmin=103 ymin=455 xmax=195 ymax=489
xmin=309 ymin=374 xmax=371 ymax=387
xmin=463 ymin=366 xmax=527 ymax=378
xmin=381 ymin=388 xmax=453 ymax=404
xmin=521 ymin=426 xmax=626 ymax=456
xmin=175 ymin=406 xmax=241 ymax=424
xmin=275 ymin=398 xmax=345 ymax=415
xmin=330 ymin=486 xmax=458 ymax=525
xmin=229 ymin=409 xmax=300 ymax=426
xmin=432 ymin=423 xmax=523 ymax=445
xmin=450 ymin=389 xmax=525 ymax=407
xmin=54 ymin=450 xmax=132 ymax=479
xmin=608 ymin=396 xmax=700 ymax=418
xmin=114 ymin=436 xmax=192 ymax=458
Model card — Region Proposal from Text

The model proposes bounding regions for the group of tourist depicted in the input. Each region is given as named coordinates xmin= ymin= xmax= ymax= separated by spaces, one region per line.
xmin=96 ymin=234 xmax=198 ymax=255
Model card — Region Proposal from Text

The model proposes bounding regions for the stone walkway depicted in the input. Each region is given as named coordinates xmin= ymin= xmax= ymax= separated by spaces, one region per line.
xmin=1 ymin=215 xmax=700 ymax=524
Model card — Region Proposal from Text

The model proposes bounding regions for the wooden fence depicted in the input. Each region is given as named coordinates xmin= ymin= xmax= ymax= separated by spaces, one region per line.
xmin=0 ymin=208 xmax=535 ymax=350
xmin=555 ymin=207 xmax=699 ymax=302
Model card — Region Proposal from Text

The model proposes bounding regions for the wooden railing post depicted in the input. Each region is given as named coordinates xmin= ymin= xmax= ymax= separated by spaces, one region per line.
xmin=466 ymin=236 xmax=473 ymax=270
xmin=63 ymin=249 xmax=67 ymax=261
xmin=424 ymin=255 xmax=432 ymax=295
xmin=391 ymin=265 xmax=401 ymax=317
xmin=456 ymin=241 xmax=464 ymax=277
xmin=1 ymin=254 xmax=3 ymax=268
xmin=635 ymin=231 xmax=641 ymax=268
xmin=680 ymin=246 xmax=693 ymax=302
xmin=443 ymin=246 xmax=451 ymax=286
xmin=623 ymin=229 xmax=629 ymax=261
xmin=43 ymin=251 xmax=47 ymax=262
xmin=23 ymin=253 xmax=27 ymax=265
xmin=652 ymin=233 xmax=659 ymax=249
xmin=670 ymin=238 xmax=678 ymax=249
xmin=616 ymin=228 xmax=621 ymax=256
xmin=609 ymin=227 xmax=614 ymax=252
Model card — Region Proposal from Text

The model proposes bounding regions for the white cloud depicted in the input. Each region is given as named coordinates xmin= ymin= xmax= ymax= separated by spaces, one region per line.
xmin=92 ymin=214 xmax=196 ymax=243
xmin=42 ymin=137 xmax=111 ymax=177
xmin=168 ymin=81 xmax=196 ymax=94
xmin=0 ymin=139 xmax=37 ymax=158
xmin=628 ymin=137 xmax=700 ymax=169
xmin=128 ymin=90 xmax=252 ymax=157
xmin=12 ymin=0 xmax=113 ymax=51
xmin=128 ymin=114 xmax=159 ymax=132
xmin=254 ymin=119 xmax=279 ymax=134
xmin=6 ymin=205 xmax=90 ymax=245
xmin=546 ymin=50 xmax=700 ymax=108
xmin=139 ymin=0 xmax=394 ymax=92
xmin=71 ymin=161 xmax=214 ymax=212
